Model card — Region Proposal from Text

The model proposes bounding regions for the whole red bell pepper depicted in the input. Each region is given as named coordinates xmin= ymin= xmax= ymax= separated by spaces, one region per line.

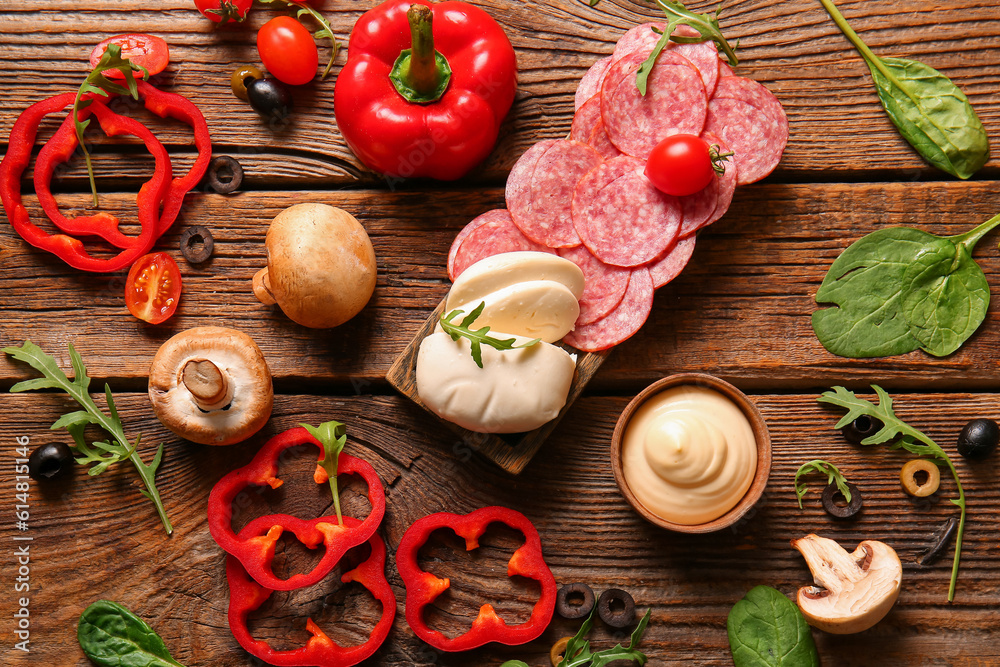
xmin=227 ymin=530 xmax=395 ymax=667
xmin=334 ymin=0 xmax=517 ymax=180
xmin=396 ymin=506 xmax=557 ymax=651
xmin=207 ymin=424 xmax=386 ymax=591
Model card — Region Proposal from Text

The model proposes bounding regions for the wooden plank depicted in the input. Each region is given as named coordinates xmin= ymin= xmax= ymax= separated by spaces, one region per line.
xmin=4 ymin=181 xmax=1000 ymax=388
xmin=1 ymin=0 xmax=999 ymax=186
xmin=1 ymin=391 xmax=998 ymax=665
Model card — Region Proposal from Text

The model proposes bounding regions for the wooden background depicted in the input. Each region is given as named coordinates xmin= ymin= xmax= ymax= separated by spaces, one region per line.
xmin=2 ymin=0 xmax=1000 ymax=665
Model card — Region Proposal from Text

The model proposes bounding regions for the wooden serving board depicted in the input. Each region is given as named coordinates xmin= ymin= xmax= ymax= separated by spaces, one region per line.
xmin=386 ymin=298 xmax=608 ymax=473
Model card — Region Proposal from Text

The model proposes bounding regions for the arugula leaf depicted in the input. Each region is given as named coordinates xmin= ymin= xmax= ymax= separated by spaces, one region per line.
xmin=439 ymin=302 xmax=540 ymax=369
xmin=818 ymin=0 xmax=989 ymax=179
xmin=4 ymin=341 xmax=172 ymax=534
xmin=78 ymin=600 xmax=185 ymax=667
xmin=74 ymin=43 xmax=148 ymax=207
xmin=818 ymin=385 xmax=967 ymax=601
xmin=259 ymin=0 xmax=339 ymax=78
xmin=727 ymin=586 xmax=819 ymax=667
xmin=558 ymin=608 xmax=652 ymax=667
xmin=793 ymin=459 xmax=852 ymax=509
xmin=812 ymin=214 xmax=1000 ymax=358
xmin=301 ymin=420 xmax=347 ymax=525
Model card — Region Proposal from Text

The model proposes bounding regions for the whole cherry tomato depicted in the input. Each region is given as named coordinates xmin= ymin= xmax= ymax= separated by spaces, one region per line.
xmin=125 ymin=253 xmax=182 ymax=324
xmin=89 ymin=34 xmax=170 ymax=79
xmin=257 ymin=16 xmax=319 ymax=86
xmin=194 ymin=0 xmax=252 ymax=24
xmin=644 ymin=134 xmax=718 ymax=197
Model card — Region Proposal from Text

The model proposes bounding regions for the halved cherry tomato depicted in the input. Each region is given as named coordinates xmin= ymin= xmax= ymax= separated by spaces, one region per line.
xmin=125 ymin=253 xmax=182 ymax=324
xmin=194 ymin=0 xmax=252 ymax=24
xmin=257 ymin=16 xmax=318 ymax=86
xmin=89 ymin=34 xmax=170 ymax=79
xmin=644 ymin=134 xmax=716 ymax=197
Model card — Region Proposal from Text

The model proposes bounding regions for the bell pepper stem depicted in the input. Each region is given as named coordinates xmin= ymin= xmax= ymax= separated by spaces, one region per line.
xmin=389 ymin=4 xmax=452 ymax=104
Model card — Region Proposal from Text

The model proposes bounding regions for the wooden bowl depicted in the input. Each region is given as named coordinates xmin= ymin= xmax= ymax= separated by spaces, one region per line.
xmin=611 ymin=373 xmax=771 ymax=533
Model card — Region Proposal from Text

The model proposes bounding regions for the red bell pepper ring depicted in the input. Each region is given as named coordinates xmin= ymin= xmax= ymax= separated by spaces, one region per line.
xmin=227 ymin=530 xmax=396 ymax=667
xmin=207 ymin=426 xmax=386 ymax=591
xmin=33 ymin=98 xmax=172 ymax=250
xmin=334 ymin=0 xmax=517 ymax=180
xmin=0 ymin=93 xmax=157 ymax=272
xmin=396 ymin=506 xmax=557 ymax=651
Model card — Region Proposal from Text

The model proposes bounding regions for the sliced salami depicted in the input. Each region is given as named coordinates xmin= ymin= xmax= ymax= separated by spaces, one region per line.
xmin=717 ymin=59 xmax=735 ymax=79
xmin=601 ymin=50 xmax=707 ymax=159
xmin=563 ymin=267 xmax=655 ymax=352
xmin=571 ymin=96 xmax=602 ymax=143
xmin=611 ymin=22 xmax=664 ymax=64
xmin=704 ymin=87 xmax=788 ymax=185
xmin=575 ymin=56 xmax=613 ymax=110
xmin=449 ymin=209 xmax=551 ymax=280
xmin=587 ymin=121 xmax=622 ymax=159
xmin=648 ymin=235 xmax=696 ymax=288
xmin=558 ymin=245 xmax=631 ymax=326
xmin=610 ymin=23 xmax=719 ymax=97
xmin=506 ymin=139 xmax=604 ymax=248
xmin=678 ymin=132 xmax=736 ymax=236
xmin=572 ymin=156 xmax=681 ymax=267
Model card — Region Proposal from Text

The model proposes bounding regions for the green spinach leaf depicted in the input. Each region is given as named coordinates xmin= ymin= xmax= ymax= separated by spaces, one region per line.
xmin=78 ymin=600 xmax=185 ymax=667
xmin=818 ymin=0 xmax=989 ymax=179
xmin=812 ymin=214 xmax=1000 ymax=358
xmin=727 ymin=586 xmax=819 ymax=667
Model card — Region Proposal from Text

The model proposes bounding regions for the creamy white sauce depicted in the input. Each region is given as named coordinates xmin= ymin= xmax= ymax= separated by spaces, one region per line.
xmin=621 ymin=385 xmax=757 ymax=525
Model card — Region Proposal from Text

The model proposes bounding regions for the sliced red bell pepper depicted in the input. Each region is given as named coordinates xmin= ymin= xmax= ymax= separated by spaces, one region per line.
xmin=396 ymin=506 xmax=557 ymax=651
xmin=334 ymin=0 xmax=517 ymax=180
xmin=33 ymin=98 xmax=171 ymax=250
xmin=227 ymin=530 xmax=395 ymax=667
xmin=207 ymin=425 xmax=386 ymax=591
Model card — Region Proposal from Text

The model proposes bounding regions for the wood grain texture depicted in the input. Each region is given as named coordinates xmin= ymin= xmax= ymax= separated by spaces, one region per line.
xmin=1 ymin=0 xmax=999 ymax=187
xmin=4 ymin=182 xmax=1000 ymax=389
xmin=1 ymin=392 xmax=999 ymax=666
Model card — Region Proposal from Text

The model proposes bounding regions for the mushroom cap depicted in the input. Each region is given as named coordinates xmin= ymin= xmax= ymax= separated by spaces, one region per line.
xmin=148 ymin=326 xmax=273 ymax=446
xmin=264 ymin=203 xmax=377 ymax=329
xmin=792 ymin=533 xmax=902 ymax=634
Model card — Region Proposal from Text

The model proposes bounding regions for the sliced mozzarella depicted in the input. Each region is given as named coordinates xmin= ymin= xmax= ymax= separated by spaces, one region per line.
xmin=446 ymin=251 xmax=585 ymax=312
xmin=448 ymin=280 xmax=580 ymax=343
xmin=416 ymin=331 xmax=576 ymax=434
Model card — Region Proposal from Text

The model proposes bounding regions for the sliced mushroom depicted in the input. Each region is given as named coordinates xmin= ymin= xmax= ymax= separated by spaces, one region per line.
xmin=791 ymin=533 xmax=902 ymax=634
xmin=148 ymin=327 xmax=273 ymax=446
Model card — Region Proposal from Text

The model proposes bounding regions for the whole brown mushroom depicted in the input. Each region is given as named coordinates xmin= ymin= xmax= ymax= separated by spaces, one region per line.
xmin=148 ymin=327 xmax=273 ymax=446
xmin=253 ymin=203 xmax=377 ymax=328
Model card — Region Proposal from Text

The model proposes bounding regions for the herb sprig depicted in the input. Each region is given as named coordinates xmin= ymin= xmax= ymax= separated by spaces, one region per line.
xmin=819 ymin=385 xmax=966 ymax=602
xmin=501 ymin=607 xmax=652 ymax=667
xmin=439 ymin=302 xmax=540 ymax=368
xmin=301 ymin=420 xmax=347 ymax=525
xmin=4 ymin=341 xmax=172 ymax=534
xmin=260 ymin=0 xmax=339 ymax=79
xmin=794 ymin=459 xmax=852 ymax=509
xmin=74 ymin=44 xmax=148 ymax=207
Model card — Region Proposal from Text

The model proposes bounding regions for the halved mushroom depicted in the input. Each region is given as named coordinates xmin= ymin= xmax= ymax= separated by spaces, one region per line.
xmin=148 ymin=327 xmax=273 ymax=446
xmin=791 ymin=533 xmax=902 ymax=634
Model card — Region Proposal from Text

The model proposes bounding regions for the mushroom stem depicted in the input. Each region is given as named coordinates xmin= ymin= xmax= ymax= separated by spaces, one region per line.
xmin=253 ymin=268 xmax=277 ymax=306
xmin=182 ymin=359 xmax=232 ymax=411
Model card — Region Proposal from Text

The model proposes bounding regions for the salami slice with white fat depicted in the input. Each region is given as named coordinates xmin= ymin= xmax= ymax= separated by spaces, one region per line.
xmin=704 ymin=77 xmax=788 ymax=185
xmin=448 ymin=209 xmax=551 ymax=280
xmin=571 ymin=96 xmax=602 ymax=143
xmin=507 ymin=139 xmax=604 ymax=248
xmin=610 ymin=23 xmax=720 ymax=97
xmin=563 ymin=267 xmax=655 ymax=352
xmin=678 ymin=132 xmax=736 ymax=236
xmin=575 ymin=56 xmax=613 ymax=110
xmin=558 ymin=245 xmax=631 ymax=326
xmin=601 ymin=50 xmax=707 ymax=159
xmin=718 ymin=59 xmax=735 ymax=78
xmin=572 ymin=156 xmax=681 ymax=267
xmin=587 ymin=121 xmax=622 ymax=159
xmin=648 ymin=235 xmax=696 ymax=288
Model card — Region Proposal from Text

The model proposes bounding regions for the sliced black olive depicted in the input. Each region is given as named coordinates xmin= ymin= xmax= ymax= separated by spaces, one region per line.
xmin=556 ymin=583 xmax=595 ymax=620
xmin=821 ymin=481 xmax=863 ymax=519
xmin=841 ymin=415 xmax=883 ymax=444
xmin=206 ymin=156 xmax=244 ymax=195
xmin=247 ymin=78 xmax=292 ymax=120
xmin=597 ymin=588 xmax=635 ymax=628
xmin=957 ymin=418 xmax=999 ymax=460
xmin=179 ymin=225 xmax=215 ymax=264
xmin=28 ymin=442 xmax=74 ymax=481
xmin=231 ymin=65 xmax=264 ymax=102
